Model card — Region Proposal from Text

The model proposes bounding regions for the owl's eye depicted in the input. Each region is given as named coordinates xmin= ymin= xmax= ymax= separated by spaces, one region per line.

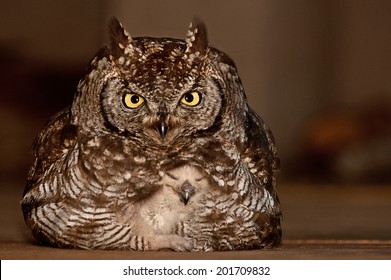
xmin=123 ymin=93 xmax=145 ymax=109
xmin=180 ymin=91 xmax=201 ymax=106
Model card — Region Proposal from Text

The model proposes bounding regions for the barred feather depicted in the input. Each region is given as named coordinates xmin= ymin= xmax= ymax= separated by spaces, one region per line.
xmin=21 ymin=17 xmax=281 ymax=251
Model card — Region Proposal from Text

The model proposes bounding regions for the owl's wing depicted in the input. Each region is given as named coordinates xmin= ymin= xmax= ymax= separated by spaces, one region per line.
xmin=24 ymin=107 xmax=78 ymax=196
xmin=243 ymin=107 xmax=282 ymax=246
xmin=245 ymin=107 xmax=280 ymax=185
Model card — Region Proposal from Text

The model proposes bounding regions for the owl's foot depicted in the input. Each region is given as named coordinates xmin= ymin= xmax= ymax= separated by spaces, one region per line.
xmin=147 ymin=234 xmax=193 ymax=252
xmin=192 ymin=239 xmax=214 ymax=252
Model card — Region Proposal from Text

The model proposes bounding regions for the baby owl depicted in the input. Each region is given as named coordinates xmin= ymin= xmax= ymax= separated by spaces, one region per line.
xmin=22 ymin=18 xmax=281 ymax=251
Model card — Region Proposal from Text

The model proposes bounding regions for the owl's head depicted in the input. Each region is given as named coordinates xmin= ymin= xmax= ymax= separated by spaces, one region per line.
xmin=73 ymin=18 xmax=247 ymax=151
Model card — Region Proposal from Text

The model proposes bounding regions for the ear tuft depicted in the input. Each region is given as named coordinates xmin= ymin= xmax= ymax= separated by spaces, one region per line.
xmin=108 ymin=17 xmax=133 ymax=56
xmin=185 ymin=18 xmax=208 ymax=55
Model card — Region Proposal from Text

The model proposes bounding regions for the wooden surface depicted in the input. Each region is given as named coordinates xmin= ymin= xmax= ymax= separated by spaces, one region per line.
xmin=1 ymin=183 xmax=390 ymax=259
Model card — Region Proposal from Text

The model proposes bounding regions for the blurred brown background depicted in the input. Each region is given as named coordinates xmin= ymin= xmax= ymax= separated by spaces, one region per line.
xmin=1 ymin=0 xmax=391 ymax=254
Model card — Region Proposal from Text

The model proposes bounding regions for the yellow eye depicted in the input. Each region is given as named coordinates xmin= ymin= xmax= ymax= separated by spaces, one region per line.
xmin=123 ymin=93 xmax=145 ymax=109
xmin=180 ymin=91 xmax=201 ymax=106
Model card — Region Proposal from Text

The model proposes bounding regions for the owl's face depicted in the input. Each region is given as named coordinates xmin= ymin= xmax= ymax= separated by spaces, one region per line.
xmin=100 ymin=38 xmax=222 ymax=147
xmin=161 ymin=164 xmax=211 ymax=206
xmin=74 ymin=18 xmax=244 ymax=150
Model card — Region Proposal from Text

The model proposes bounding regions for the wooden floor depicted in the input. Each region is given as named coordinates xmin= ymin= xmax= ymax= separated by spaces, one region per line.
xmin=1 ymin=183 xmax=390 ymax=259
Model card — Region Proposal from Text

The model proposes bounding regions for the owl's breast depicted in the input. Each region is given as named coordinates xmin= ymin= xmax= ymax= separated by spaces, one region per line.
xmin=76 ymin=135 xmax=164 ymax=200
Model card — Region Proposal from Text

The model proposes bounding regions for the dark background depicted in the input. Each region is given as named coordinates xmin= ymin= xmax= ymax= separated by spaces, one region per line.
xmin=1 ymin=0 xmax=391 ymax=250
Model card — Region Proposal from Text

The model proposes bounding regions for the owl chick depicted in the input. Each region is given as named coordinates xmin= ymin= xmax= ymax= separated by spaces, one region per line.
xmin=21 ymin=17 xmax=281 ymax=251
xmin=118 ymin=164 xmax=212 ymax=251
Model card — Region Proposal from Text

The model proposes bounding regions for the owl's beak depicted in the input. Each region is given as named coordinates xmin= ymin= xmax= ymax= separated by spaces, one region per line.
xmin=180 ymin=180 xmax=195 ymax=205
xmin=157 ymin=103 xmax=169 ymax=140
xmin=157 ymin=122 xmax=168 ymax=140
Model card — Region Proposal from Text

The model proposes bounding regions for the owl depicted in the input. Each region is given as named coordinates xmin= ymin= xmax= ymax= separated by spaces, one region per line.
xmin=21 ymin=17 xmax=281 ymax=251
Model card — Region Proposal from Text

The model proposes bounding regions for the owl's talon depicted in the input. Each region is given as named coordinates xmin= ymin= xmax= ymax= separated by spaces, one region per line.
xmin=171 ymin=237 xmax=194 ymax=252
xmin=152 ymin=235 xmax=194 ymax=252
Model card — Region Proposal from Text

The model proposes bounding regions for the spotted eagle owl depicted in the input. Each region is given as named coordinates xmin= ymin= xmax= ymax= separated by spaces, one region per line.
xmin=22 ymin=18 xmax=281 ymax=251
